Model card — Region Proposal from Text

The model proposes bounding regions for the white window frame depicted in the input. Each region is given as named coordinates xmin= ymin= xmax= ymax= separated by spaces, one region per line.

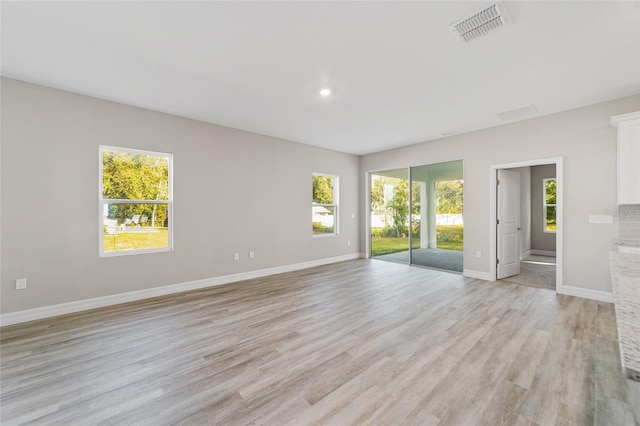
xmin=543 ymin=177 xmax=556 ymax=234
xmin=99 ymin=145 xmax=173 ymax=257
xmin=312 ymin=173 xmax=339 ymax=237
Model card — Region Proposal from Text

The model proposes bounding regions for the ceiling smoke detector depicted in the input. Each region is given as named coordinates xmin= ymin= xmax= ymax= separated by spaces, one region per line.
xmin=449 ymin=2 xmax=510 ymax=43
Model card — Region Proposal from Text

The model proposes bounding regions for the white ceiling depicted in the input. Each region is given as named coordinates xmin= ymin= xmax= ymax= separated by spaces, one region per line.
xmin=2 ymin=1 xmax=639 ymax=155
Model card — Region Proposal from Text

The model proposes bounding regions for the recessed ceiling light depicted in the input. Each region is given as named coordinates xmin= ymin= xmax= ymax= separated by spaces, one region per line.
xmin=319 ymin=88 xmax=332 ymax=97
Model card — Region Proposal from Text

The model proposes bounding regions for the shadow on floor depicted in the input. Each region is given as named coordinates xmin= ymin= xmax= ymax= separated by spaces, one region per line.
xmin=373 ymin=248 xmax=463 ymax=273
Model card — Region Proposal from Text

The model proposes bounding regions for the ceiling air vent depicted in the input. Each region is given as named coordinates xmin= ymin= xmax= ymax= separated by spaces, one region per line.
xmin=497 ymin=105 xmax=538 ymax=122
xmin=449 ymin=2 xmax=509 ymax=43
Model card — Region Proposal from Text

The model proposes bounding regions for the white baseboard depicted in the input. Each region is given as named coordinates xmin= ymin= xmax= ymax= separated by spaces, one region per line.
xmin=531 ymin=250 xmax=556 ymax=257
xmin=559 ymin=285 xmax=614 ymax=303
xmin=463 ymin=269 xmax=492 ymax=281
xmin=520 ymin=250 xmax=531 ymax=261
xmin=0 ymin=253 xmax=361 ymax=327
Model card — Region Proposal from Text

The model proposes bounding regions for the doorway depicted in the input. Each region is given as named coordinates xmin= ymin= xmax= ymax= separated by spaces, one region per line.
xmin=490 ymin=158 xmax=563 ymax=292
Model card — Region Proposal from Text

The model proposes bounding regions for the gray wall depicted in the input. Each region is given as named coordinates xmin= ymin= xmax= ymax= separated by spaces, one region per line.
xmin=3 ymin=77 xmax=639 ymax=314
xmin=531 ymin=164 xmax=557 ymax=253
xmin=360 ymin=94 xmax=640 ymax=293
xmin=1 ymin=78 xmax=360 ymax=314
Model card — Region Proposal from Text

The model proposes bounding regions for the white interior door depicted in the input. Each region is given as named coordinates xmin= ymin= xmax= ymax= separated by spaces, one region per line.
xmin=497 ymin=169 xmax=520 ymax=279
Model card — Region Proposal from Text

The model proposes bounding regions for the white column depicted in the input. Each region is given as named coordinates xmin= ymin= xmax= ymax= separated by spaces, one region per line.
xmin=428 ymin=179 xmax=437 ymax=248
xmin=420 ymin=182 xmax=428 ymax=248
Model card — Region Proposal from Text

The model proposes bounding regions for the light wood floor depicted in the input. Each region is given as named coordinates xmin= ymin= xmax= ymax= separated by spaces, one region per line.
xmin=1 ymin=259 xmax=639 ymax=425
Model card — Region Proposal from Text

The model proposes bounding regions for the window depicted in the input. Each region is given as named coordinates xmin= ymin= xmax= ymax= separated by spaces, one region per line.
xmin=312 ymin=173 xmax=338 ymax=236
xmin=543 ymin=178 xmax=556 ymax=233
xmin=100 ymin=146 xmax=173 ymax=256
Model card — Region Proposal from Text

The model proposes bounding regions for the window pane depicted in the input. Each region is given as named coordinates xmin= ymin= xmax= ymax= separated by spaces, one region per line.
xmin=313 ymin=175 xmax=334 ymax=204
xmin=545 ymin=206 xmax=557 ymax=232
xmin=313 ymin=205 xmax=335 ymax=235
xmin=102 ymin=150 xmax=169 ymax=200
xmin=103 ymin=203 xmax=169 ymax=252
xmin=545 ymin=179 xmax=556 ymax=204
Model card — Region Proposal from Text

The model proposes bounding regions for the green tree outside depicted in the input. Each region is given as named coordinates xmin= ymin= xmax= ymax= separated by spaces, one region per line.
xmin=102 ymin=151 xmax=169 ymax=227
xmin=545 ymin=178 xmax=557 ymax=230
xmin=435 ymin=180 xmax=463 ymax=214
xmin=312 ymin=175 xmax=334 ymax=204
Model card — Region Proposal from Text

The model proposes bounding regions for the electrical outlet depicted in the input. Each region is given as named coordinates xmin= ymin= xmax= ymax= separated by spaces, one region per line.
xmin=249 ymin=251 xmax=255 ymax=259
xmin=348 ymin=240 xmax=351 ymax=246
xmin=234 ymin=253 xmax=240 ymax=261
xmin=16 ymin=278 xmax=27 ymax=290
xmin=476 ymin=251 xmax=482 ymax=258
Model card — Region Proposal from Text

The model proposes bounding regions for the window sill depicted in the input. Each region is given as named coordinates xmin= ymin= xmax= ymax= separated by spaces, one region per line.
xmin=100 ymin=247 xmax=173 ymax=257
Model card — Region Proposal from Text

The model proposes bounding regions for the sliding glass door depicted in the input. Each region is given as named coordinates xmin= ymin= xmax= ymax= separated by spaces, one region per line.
xmin=370 ymin=160 xmax=464 ymax=272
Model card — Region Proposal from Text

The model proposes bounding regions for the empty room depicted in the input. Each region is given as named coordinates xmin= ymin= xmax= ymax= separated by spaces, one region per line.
xmin=2 ymin=1 xmax=640 ymax=425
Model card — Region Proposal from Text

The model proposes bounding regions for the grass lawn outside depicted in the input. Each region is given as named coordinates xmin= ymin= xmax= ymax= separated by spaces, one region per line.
xmin=103 ymin=229 xmax=169 ymax=252
xmin=370 ymin=236 xmax=420 ymax=256
xmin=436 ymin=225 xmax=464 ymax=251
xmin=371 ymin=225 xmax=463 ymax=256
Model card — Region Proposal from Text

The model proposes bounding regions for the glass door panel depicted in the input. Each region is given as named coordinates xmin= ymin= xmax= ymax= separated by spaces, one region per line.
xmin=409 ymin=160 xmax=464 ymax=272
xmin=370 ymin=168 xmax=409 ymax=264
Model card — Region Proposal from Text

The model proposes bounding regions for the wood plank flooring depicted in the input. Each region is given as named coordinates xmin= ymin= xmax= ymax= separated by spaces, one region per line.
xmin=1 ymin=259 xmax=639 ymax=425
